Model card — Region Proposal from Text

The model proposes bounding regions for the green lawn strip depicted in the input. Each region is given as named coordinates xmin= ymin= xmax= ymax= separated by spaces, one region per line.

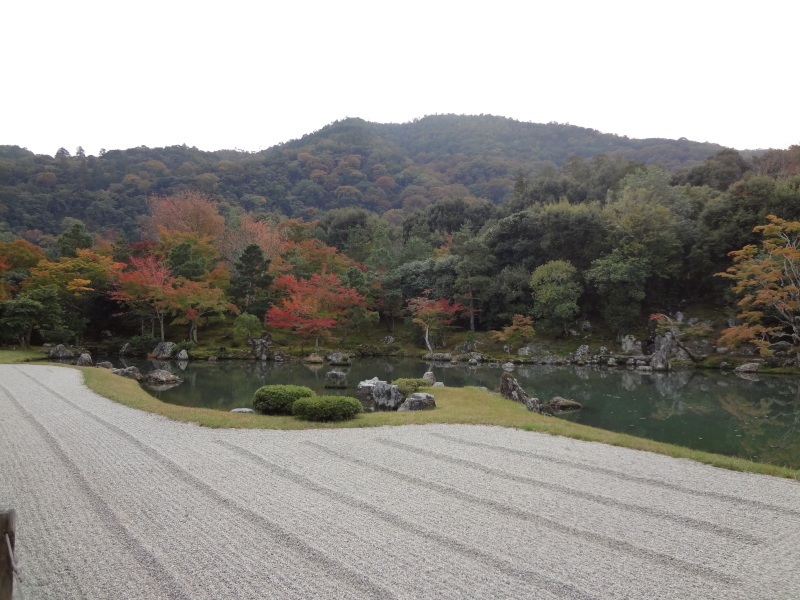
xmin=74 ymin=365 xmax=800 ymax=480
xmin=0 ymin=349 xmax=47 ymax=363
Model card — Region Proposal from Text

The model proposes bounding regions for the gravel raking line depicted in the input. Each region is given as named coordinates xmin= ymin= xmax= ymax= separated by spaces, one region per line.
xmin=1 ymin=364 xmax=798 ymax=599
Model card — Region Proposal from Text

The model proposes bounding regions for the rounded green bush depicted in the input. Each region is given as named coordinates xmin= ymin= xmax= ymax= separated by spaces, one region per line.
xmin=292 ymin=395 xmax=362 ymax=422
xmin=252 ymin=384 xmax=315 ymax=415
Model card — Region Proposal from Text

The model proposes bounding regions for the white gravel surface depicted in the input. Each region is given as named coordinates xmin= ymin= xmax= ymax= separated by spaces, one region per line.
xmin=1 ymin=364 xmax=799 ymax=599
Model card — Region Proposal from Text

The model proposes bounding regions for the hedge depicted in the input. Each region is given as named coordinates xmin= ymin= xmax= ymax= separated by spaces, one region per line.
xmin=292 ymin=395 xmax=362 ymax=422
xmin=252 ymin=385 xmax=315 ymax=415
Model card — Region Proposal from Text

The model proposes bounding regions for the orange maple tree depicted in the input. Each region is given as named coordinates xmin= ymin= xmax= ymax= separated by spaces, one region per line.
xmin=717 ymin=214 xmax=800 ymax=353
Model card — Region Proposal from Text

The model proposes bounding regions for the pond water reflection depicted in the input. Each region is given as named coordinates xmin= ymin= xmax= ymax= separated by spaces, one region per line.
xmin=124 ymin=357 xmax=800 ymax=469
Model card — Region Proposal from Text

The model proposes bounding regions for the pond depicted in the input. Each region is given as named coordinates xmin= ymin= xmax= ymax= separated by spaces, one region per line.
xmin=122 ymin=357 xmax=800 ymax=469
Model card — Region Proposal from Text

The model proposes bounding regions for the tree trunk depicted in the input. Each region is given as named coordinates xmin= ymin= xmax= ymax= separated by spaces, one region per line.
xmin=469 ymin=294 xmax=475 ymax=333
xmin=423 ymin=326 xmax=432 ymax=353
xmin=157 ymin=313 xmax=165 ymax=342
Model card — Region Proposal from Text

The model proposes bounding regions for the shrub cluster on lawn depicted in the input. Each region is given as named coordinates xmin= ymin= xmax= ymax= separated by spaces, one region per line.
xmin=392 ymin=378 xmax=428 ymax=397
xmin=292 ymin=395 xmax=362 ymax=422
xmin=252 ymin=385 xmax=315 ymax=415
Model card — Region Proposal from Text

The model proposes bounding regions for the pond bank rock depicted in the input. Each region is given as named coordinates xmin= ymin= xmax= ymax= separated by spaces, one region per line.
xmin=145 ymin=369 xmax=183 ymax=385
xmin=327 ymin=351 xmax=351 ymax=366
xmin=545 ymin=396 xmax=583 ymax=411
xmin=76 ymin=352 xmax=93 ymax=366
xmin=499 ymin=372 xmax=543 ymax=413
xmin=425 ymin=353 xmax=452 ymax=362
xmin=151 ymin=342 xmax=175 ymax=359
xmin=230 ymin=407 xmax=255 ymax=413
xmin=111 ymin=366 xmax=142 ymax=381
xmin=49 ymin=344 xmax=74 ymax=359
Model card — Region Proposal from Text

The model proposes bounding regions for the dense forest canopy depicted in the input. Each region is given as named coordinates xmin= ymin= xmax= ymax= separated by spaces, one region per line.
xmin=1 ymin=114 xmax=799 ymax=350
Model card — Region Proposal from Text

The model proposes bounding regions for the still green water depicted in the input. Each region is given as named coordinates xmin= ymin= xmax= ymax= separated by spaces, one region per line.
xmin=127 ymin=357 xmax=800 ymax=469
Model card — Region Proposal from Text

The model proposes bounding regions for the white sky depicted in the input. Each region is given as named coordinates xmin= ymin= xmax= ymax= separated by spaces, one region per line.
xmin=3 ymin=0 xmax=798 ymax=157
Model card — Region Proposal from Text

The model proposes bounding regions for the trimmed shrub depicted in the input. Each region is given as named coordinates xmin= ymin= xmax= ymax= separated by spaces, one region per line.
xmin=252 ymin=385 xmax=315 ymax=415
xmin=292 ymin=395 xmax=362 ymax=422
xmin=392 ymin=378 xmax=428 ymax=397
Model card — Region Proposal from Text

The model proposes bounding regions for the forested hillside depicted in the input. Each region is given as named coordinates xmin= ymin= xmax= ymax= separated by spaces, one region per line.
xmin=1 ymin=114 xmax=799 ymax=351
xmin=0 ymin=115 xmax=726 ymax=241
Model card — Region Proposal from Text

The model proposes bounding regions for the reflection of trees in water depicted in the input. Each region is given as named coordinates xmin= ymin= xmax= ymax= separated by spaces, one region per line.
xmin=718 ymin=391 xmax=800 ymax=467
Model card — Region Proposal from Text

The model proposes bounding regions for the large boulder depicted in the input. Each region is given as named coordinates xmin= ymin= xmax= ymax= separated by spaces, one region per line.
xmin=621 ymin=335 xmax=639 ymax=354
xmin=499 ymin=372 xmax=542 ymax=413
xmin=356 ymin=377 xmax=403 ymax=410
xmin=49 ymin=344 xmax=74 ymax=359
xmin=650 ymin=347 xmax=670 ymax=371
xmin=96 ymin=361 xmax=114 ymax=369
xmin=75 ymin=352 xmax=93 ymax=367
xmin=735 ymin=362 xmax=761 ymax=373
xmin=325 ymin=370 xmax=348 ymax=388
xmin=248 ymin=332 xmax=272 ymax=360
xmin=398 ymin=393 xmax=436 ymax=412
xmin=422 ymin=371 xmax=436 ymax=385
xmin=176 ymin=349 xmax=189 ymax=361
xmin=151 ymin=342 xmax=176 ymax=359
xmin=327 ymin=351 xmax=351 ymax=366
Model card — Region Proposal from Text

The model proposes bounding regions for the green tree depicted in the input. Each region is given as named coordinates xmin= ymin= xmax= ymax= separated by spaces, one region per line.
xmin=166 ymin=242 xmax=207 ymax=280
xmin=0 ymin=286 xmax=65 ymax=346
xmin=231 ymin=243 xmax=274 ymax=315
xmin=586 ymin=250 xmax=649 ymax=334
xmin=530 ymin=260 xmax=582 ymax=334
xmin=58 ymin=219 xmax=93 ymax=258
xmin=452 ymin=229 xmax=497 ymax=332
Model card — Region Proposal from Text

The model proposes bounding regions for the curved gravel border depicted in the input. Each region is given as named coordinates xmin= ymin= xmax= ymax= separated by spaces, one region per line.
xmin=1 ymin=364 xmax=798 ymax=599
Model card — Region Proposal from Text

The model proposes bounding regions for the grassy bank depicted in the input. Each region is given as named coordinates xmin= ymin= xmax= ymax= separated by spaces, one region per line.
xmin=72 ymin=364 xmax=800 ymax=481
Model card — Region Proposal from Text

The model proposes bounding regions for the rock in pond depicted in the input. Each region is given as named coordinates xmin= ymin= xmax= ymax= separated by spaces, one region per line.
xmin=325 ymin=370 xmax=348 ymax=388
xmin=144 ymin=369 xmax=183 ymax=385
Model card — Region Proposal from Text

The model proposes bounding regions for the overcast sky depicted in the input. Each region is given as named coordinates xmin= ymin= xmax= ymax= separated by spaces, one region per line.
xmin=3 ymin=1 xmax=797 ymax=157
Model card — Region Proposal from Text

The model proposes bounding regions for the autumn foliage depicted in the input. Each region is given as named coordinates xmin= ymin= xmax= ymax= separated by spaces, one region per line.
xmin=265 ymin=273 xmax=365 ymax=349
xmin=717 ymin=215 xmax=800 ymax=353
xmin=406 ymin=291 xmax=464 ymax=352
